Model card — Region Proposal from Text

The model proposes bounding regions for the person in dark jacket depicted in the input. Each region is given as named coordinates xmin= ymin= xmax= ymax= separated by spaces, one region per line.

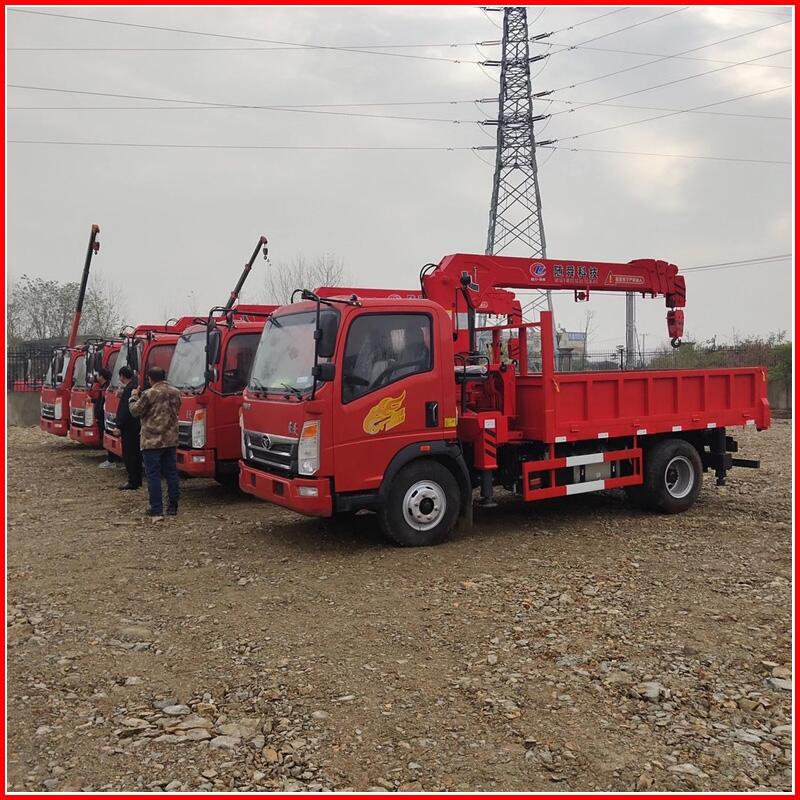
xmin=116 ymin=366 xmax=142 ymax=490
xmin=92 ymin=368 xmax=118 ymax=468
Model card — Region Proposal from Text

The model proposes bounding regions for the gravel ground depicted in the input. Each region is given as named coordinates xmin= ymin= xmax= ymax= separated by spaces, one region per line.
xmin=6 ymin=421 xmax=792 ymax=792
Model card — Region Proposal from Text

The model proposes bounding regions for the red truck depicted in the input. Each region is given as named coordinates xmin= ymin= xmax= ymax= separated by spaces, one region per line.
xmin=40 ymin=345 xmax=83 ymax=437
xmin=170 ymin=307 xmax=274 ymax=483
xmin=102 ymin=319 xmax=195 ymax=459
xmin=167 ymin=236 xmax=276 ymax=484
xmin=68 ymin=340 xmax=121 ymax=446
xmin=238 ymin=253 xmax=769 ymax=546
xmin=40 ymin=224 xmax=102 ymax=438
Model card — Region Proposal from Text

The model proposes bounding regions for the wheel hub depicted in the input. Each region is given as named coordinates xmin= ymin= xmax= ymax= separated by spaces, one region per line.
xmin=664 ymin=455 xmax=695 ymax=499
xmin=402 ymin=480 xmax=446 ymax=531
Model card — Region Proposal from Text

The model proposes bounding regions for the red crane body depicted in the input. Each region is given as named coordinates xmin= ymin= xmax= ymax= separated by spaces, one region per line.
xmin=227 ymin=251 xmax=768 ymax=547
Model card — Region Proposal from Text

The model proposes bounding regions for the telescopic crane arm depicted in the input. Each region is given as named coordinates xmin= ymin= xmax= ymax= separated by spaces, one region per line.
xmin=224 ymin=235 xmax=269 ymax=312
xmin=421 ymin=253 xmax=686 ymax=346
xmin=67 ymin=224 xmax=100 ymax=348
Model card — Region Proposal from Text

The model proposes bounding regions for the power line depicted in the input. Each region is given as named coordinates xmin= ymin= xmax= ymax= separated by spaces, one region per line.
xmin=9 ymin=138 xmax=789 ymax=166
xmin=538 ymin=143 xmax=790 ymax=165
xmin=567 ymin=7 xmax=689 ymax=47
xmin=10 ymin=90 xmax=790 ymax=121
xmin=550 ymin=18 xmax=790 ymax=92
xmin=554 ymin=84 xmax=792 ymax=142
xmin=548 ymin=46 xmax=793 ymax=117
xmin=7 ymin=139 xmax=476 ymax=151
xmin=6 ymin=84 xmax=475 ymax=124
xmin=546 ymin=90 xmax=791 ymax=121
xmin=533 ymin=39 xmax=792 ymax=70
xmin=683 ymin=254 xmax=792 ymax=272
xmin=6 ymin=8 xmax=479 ymax=64
xmin=550 ymin=7 xmax=630 ymax=34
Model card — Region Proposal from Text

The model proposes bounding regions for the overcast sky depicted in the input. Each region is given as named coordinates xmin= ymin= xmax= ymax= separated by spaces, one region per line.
xmin=6 ymin=5 xmax=793 ymax=349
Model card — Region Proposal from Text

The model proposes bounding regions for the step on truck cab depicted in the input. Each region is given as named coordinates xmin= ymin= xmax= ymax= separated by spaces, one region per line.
xmin=40 ymin=345 xmax=82 ymax=437
xmin=103 ymin=319 xmax=195 ymax=459
xmin=239 ymin=253 xmax=770 ymax=547
xmin=68 ymin=340 xmax=121 ymax=447
xmin=169 ymin=305 xmax=275 ymax=483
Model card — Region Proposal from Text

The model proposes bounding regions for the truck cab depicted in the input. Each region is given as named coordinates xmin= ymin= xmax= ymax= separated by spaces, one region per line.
xmin=68 ymin=341 xmax=120 ymax=447
xmin=168 ymin=306 xmax=273 ymax=484
xmin=239 ymin=296 xmax=463 ymax=525
xmin=103 ymin=320 xmax=193 ymax=458
xmin=40 ymin=346 xmax=81 ymax=437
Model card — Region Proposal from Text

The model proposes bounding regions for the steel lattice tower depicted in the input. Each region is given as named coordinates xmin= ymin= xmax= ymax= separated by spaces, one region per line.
xmin=483 ymin=6 xmax=552 ymax=318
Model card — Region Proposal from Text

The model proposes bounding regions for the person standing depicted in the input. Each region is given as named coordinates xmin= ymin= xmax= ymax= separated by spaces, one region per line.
xmin=129 ymin=366 xmax=181 ymax=518
xmin=91 ymin=368 xmax=118 ymax=469
xmin=115 ymin=366 xmax=142 ymax=491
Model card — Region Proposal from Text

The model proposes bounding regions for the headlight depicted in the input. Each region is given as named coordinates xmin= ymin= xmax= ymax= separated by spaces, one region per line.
xmin=239 ymin=408 xmax=246 ymax=458
xmin=84 ymin=400 xmax=94 ymax=427
xmin=191 ymin=408 xmax=206 ymax=448
xmin=54 ymin=398 xmax=63 ymax=420
xmin=298 ymin=419 xmax=320 ymax=476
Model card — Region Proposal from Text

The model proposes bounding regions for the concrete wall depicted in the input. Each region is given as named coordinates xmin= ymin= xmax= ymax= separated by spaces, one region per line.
xmin=7 ymin=392 xmax=41 ymax=426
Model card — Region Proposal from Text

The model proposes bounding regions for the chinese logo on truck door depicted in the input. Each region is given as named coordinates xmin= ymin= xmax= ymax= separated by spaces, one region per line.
xmin=363 ymin=391 xmax=407 ymax=435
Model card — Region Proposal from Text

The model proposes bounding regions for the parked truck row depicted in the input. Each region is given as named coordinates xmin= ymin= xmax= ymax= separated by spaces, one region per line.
xmin=40 ymin=227 xmax=770 ymax=546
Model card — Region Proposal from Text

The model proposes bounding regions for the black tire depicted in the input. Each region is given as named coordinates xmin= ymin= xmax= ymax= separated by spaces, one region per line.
xmin=214 ymin=470 xmax=239 ymax=489
xmin=639 ymin=438 xmax=702 ymax=513
xmin=378 ymin=460 xmax=460 ymax=547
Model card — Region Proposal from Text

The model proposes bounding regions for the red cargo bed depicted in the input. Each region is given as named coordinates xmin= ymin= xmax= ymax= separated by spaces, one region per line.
xmin=516 ymin=367 xmax=771 ymax=444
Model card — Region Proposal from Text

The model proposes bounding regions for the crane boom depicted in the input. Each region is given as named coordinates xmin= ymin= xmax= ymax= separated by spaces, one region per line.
xmin=67 ymin=224 xmax=101 ymax=348
xmin=421 ymin=253 xmax=686 ymax=346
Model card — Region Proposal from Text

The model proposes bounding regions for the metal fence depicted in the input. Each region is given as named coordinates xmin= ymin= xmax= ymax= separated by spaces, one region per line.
xmin=7 ymin=348 xmax=52 ymax=392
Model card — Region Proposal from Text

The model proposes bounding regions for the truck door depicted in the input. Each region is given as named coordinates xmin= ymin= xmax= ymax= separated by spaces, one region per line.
xmin=333 ymin=311 xmax=445 ymax=493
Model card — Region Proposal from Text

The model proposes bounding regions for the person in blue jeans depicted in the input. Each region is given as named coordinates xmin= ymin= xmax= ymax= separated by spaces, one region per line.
xmin=128 ymin=366 xmax=182 ymax=519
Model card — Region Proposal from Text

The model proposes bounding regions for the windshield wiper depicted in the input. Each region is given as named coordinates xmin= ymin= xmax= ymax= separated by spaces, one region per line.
xmin=281 ymin=382 xmax=304 ymax=399
xmin=249 ymin=379 xmax=270 ymax=393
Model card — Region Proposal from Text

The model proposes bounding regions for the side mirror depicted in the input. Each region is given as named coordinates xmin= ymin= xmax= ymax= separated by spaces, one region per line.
xmin=316 ymin=314 xmax=338 ymax=359
xmin=206 ymin=327 xmax=221 ymax=366
xmin=313 ymin=362 xmax=336 ymax=382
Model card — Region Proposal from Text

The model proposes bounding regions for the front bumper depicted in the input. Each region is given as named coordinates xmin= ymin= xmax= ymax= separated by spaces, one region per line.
xmin=239 ymin=462 xmax=333 ymax=517
xmin=103 ymin=431 xmax=123 ymax=458
xmin=40 ymin=417 xmax=68 ymax=436
xmin=68 ymin=424 xmax=100 ymax=447
xmin=176 ymin=448 xmax=215 ymax=477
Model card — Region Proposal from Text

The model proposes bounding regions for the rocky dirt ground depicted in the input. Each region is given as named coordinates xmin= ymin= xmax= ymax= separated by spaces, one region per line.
xmin=6 ymin=421 xmax=793 ymax=792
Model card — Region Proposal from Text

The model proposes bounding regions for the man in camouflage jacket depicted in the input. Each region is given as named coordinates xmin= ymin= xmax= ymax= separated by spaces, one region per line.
xmin=129 ymin=366 xmax=182 ymax=518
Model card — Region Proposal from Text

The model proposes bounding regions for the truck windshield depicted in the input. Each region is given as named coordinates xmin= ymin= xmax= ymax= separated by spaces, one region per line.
xmin=249 ymin=309 xmax=337 ymax=395
xmin=168 ymin=331 xmax=207 ymax=391
xmin=72 ymin=354 xmax=87 ymax=388
xmin=110 ymin=340 xmax=135 ymax=388
xmin=44 ymin=350 xmax=70 ymax=388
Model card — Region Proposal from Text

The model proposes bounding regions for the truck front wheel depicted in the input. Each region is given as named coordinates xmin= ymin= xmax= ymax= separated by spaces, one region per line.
xmin=379 ymin=460 xmax=460 ymax=547
xmin=640 ymin=439 xmax=702 ymax=514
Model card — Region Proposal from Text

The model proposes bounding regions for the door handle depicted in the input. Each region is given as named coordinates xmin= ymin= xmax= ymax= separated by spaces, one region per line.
xmin=425 ymin=400 xmax=439 ymax=428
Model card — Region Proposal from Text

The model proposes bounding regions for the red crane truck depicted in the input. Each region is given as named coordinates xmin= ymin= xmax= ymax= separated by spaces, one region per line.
xmin=102 ymin=318 xmax=194 ymax=459
xmin=168 ymin=233 xmax=274 ymax=483
xmin=238 ymin=253 xmax=769 ymax=546
xmin=68 ymin=340 xmax=122 ymax=446
xmin=40 ymin=224 xmax=101 ymax=437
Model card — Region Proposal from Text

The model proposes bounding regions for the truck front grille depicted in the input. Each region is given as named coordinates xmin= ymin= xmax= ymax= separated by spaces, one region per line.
xmin=104 ymin=411 xmax=117 ymax=433
xmin=178 ymin=421 xmax=193 ymax=449
xmin=71 ymin=408 xmax=86 ymax=426
xmin=243 ymin=430 xmax=297 ymax=475
xmin=41 ymin=403 xmax=55 ymax=420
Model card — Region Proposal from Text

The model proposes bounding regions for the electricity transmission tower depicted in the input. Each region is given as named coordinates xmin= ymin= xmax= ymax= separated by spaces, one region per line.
xmin=481 ymin=6 xmax=553 ymax=320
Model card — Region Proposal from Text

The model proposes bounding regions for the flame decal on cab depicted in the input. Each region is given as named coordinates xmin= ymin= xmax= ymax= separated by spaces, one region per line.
xmin=363 ymin=391 xmax=407 ymax=435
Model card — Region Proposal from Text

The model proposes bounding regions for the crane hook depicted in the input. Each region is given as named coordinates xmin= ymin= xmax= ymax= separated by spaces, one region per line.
xmin=671 ymin=337 xmax=682 ymax=349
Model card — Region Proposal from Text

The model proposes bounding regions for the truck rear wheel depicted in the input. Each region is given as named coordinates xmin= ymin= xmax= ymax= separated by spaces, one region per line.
xmin=640 ymin=439 xmax=702 ymax=513
xmin=379 ymin=460 xmax=460 ymax=547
